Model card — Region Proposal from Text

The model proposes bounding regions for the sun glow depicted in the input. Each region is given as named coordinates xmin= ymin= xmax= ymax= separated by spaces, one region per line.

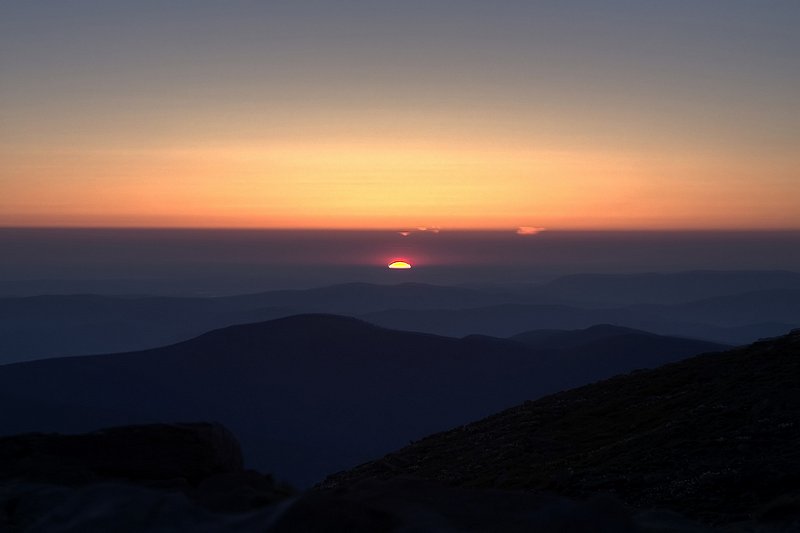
xmin=3 ymin=137 xmax=798 ymax=230
xmin=388 ymin=260 xmax=412 ymax=269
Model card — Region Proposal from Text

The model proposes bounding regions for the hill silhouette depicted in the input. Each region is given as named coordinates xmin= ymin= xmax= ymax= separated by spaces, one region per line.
xmin=2 ymin=271 xmax=798 ymax=363
xmin=362 ymin=290 xmax=800 ymax=344
xmin=510 ymin=324 xmax=646 ymax=348
xmin=0 ymin=315 xmax=723 ymax=486
xmin=324 ymin=329 xmax=800 ymax=526
xmin=0 ymin=282 xmax=499 ymax=362
xmin=521 ymin=270 xmax=800 ymax=306
xmin=629 ymin=289 xmax=800 ymax=326
xmin=218 ymin=282 xmax=501 ymax=313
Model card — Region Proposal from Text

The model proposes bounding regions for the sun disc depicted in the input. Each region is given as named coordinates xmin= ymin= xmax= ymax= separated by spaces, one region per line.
xmin=388 ymin=260 xmax=412 ymax=269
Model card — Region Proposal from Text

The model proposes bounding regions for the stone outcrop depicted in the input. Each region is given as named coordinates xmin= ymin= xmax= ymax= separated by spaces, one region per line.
xmin=0 ymin=422 xmax=293 ymax=530
xmin=0 ymin=423 xmax=244 ymax=486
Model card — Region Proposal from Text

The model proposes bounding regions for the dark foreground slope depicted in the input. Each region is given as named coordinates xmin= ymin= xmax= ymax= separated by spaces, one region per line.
xmin=0 ymin=425 xmax=707 ymax=532
xmin=325 ymin=330 xmax=800 ymax=525
xmin=0 ymin=316 xmax=723 ymax=487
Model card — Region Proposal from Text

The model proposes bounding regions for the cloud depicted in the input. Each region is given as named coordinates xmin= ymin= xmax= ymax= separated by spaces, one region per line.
xmin=516 ymin=226 xmax=545 ymax=235
xmin=398 ymin=231 xmax=411 ymax=237
xmin=416 ymin=226 xmax=441 ymax=234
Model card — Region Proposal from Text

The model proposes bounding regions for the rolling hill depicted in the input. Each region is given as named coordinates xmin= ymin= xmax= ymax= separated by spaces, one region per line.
xmin=519 ymin=270 xmax=800 ymax=306
xmin=1 ymin=273 xmax=798 ymax=363
xmin=0 ymin=316 xmax=724 ymax=486
xmin=0 ymin=283 xmax=500 ymax=363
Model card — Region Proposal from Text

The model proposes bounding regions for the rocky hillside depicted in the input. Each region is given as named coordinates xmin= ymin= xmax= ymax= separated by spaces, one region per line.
xmin=324 ymin=330 xmax=800 ymax=526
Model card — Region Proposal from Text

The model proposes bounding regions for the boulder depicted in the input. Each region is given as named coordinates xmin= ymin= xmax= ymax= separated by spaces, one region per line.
xmin=0 ymin=422 xmax=243 ymax=486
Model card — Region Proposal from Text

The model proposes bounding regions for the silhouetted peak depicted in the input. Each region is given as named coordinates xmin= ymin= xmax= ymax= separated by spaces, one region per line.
xmin=0 ymin=423 xmax=243 ymax=485
xmin=580 ymin=324 xmax=646 ymax=335
xmin=510 ymin=323 xmax=664 ymax=349
xmin=207 ymin=314 xmax=381 ymax=339
xmin=265 ymin=313 xmax=371 ymax=327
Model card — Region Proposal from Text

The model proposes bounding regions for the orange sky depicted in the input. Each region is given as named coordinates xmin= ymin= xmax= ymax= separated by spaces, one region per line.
xmin=3 ymin=138 xmax=797 ymax=230
xmin=1 ymin=2 xmax=798 ymax=230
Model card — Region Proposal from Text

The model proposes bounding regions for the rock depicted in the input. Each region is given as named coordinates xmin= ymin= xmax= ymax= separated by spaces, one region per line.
xmin=0 ymin=422 xmax=244 ymax=486
xmin=0 ymin=423 xmax=297 ymax=529
xmin=267 ymin=479 xmax=710 ymax=532
xmin=0 ymin=482 xmax=287 ymax=533
xmin=191 ymin=470 xmax=294 ymax=512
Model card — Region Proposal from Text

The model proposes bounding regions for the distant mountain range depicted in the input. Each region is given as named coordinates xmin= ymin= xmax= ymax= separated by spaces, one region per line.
xmin=513 ymin=269 xmax=800 ymax=306
xmin=0 ymin=315 xmax=725 ymax=486
xmin=0 ymin=270 xmax=798 ymax=363
xmin=0 ymin=282 xmax=502 ymax=363
xmin=362 ymin=290 xmax=799 ymax=343
xmin=324 ymin=329 xmax=800 ymax=526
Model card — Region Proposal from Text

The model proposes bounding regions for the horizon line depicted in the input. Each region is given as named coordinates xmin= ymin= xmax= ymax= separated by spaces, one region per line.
xmin=2 ymin=225 xmax=800 ymax=233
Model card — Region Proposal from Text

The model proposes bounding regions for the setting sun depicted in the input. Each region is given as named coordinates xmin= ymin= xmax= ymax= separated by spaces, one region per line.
xmin=388 ymin=261 xmax=412 ymax=270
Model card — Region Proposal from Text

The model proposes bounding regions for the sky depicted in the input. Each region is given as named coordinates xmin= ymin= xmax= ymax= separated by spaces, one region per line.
xmin=1 ymin=1 xmax=799 ymax=230
xmin=2 ymin=228 xmax=799 ymax=295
